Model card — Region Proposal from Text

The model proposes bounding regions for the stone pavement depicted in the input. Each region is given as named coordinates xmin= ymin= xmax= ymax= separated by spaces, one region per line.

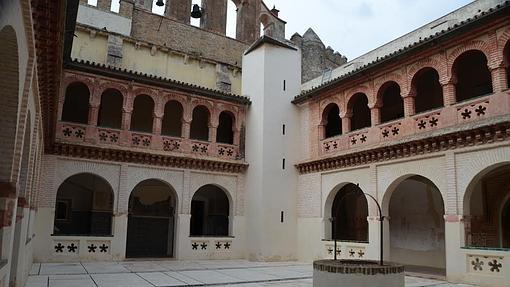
xmin=25 ymin=260 xmax=476 ymax=287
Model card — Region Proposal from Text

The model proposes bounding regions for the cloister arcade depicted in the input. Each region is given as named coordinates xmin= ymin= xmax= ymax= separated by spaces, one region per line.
xmin=320 ymin=44 xmax=510 ymax=140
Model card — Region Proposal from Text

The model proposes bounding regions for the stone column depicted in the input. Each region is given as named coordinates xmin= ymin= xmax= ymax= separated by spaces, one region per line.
xmin=403 ymin=93 xmax=416 ymax=117
xmin=233 ymin=127 xmax=241 ymax=146
xmin=370 ymin=106 xmax=381 ymax=126
xmin=440 ymin=78 xmax=457 ymax=106
xmin=166 ymin=0 xmax=192 ymax=24
xmin=236 ymin=0 xmax=261 ymax=43
xmin=341 ymin=113 xmax=351 ymax=134
xmin=209 ymin=124 xmax=218 ymax=143
xmin=153 ymin=114 xmax=163 ymax=135
xmin=201 ymin=0 xmax=227 ymax=35
xmin=490 ymin=66 xmax=508 ymax=93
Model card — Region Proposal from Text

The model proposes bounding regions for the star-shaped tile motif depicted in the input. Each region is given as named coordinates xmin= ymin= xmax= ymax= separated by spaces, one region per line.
xmin=335 ymin=249 xmax=341 ymax=256
xmin=200 ymin=146 xmax=208 ymax=153
xmin=360 ymin=135 xmax=367 ymax=143
xmin=461 ymin=109 xmax=472 ymax=119
xmin=192 ymin=145 xmax=199 ymax=152
xmin=429 ymin=117 xmax=438 ymax=127
xmin=382 ymin=130 xmax=389 ymax=138
xmin=192 ymin=242 xmax=199 ymax=250
xmin=349 ymin=249 xmax=355 ymax=257
xmin=358 ymin=250 xmax=365 ymax=258
xmin=475 ymin=105 xmax=487 ymax=116
xmin=88 ymin=244 xmax=97 ymax=253
xmin=99 ymin=244 xmax=109 ymax=253
xmin=332 ymin=142 xmax=338 ymax=149
xmin=63 ymin=128 xmax=72 ymax=137
xmin=75 ymin=129 xmax=84 ymax=138
xmin=216 ymin=242 xmax=222 ymax=249
xmin=327 ymin=248 xmax=333 ymax=255
xmin=324 ymin=143 xmax=330 ymax=151
xmin=218 ymin=148 xmax=225 ymax=155
xmin=67 ymin=243 xmax=78 ymax=253
xmin=110 ymin=134 xmax=119 ymax=143
xmin=99 ymin=133 xmax=108 ymax=141
xmin=142 ymin=138 xmax=151 ymax=147
xmin=488 ymin=259 xmax=502 ymax=272
xmin=200 ymin=242 xmax=208 ymax=250
xmin=391 ymin=127 xmax=399 ymax=136
xmin=224 ymin=242 xmax=231 ymax=249
xmin=132 ymin=137 xmax=140 ymax=145
xmin=471 ymin=258 xmax=484 ymax=271
xmin=172 ymin=142 xmax=180 ymax=150
xmin=351 ymin=137 xmax=357 ymax=145
xmin=418 ymin=120 xmax=427 ymax=130
xmin=226 ymin=149 xmax=233 ymax=156
xmin=55 ymin=243 xmax=65 ymax=253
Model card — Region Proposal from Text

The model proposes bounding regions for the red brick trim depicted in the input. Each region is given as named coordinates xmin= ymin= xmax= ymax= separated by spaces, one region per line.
xmin=48 ymin=143 xmax=248 ymax=173
xmin=296 ymin=121 xmax=510 ymax=174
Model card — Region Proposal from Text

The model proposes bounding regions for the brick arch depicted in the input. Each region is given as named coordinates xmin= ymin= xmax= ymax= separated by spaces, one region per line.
xmin=163 ymin=93 xmax=187 ymax=112
xmin=497 ymin=27 xmax=510 ymax=67
xmin=62 ymin=74 xmax=95 ymax=92
xmin=407 ymin=55 xmax=446 ymax=84
xmin=319 ymin=97 xmax=342 ymax=123
xmin=345 ymin=87 xmax=371 ymax=111
xmin=0 ymin=25 xmax=20 ymax=183
xmin=448 ymin=40 xmax=492 ymax=71
xmin=132 ymin=87 xmax=158 ymax=104
xmin=190 ymin=99 xmax=214 ymax=125
xmin=215 ymin=105 xmax=239 ymax=129
xmin=98 ymin=81 xmax=129 ymax=97
xmin=374 ymin=71 xmax=406 ymax=104
xmin=375 ymin=80 xmax=402 ymax=105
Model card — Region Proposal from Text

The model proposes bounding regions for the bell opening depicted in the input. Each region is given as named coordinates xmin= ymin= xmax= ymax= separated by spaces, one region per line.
xmin=191 ymin=4 xmax=203 ymax=18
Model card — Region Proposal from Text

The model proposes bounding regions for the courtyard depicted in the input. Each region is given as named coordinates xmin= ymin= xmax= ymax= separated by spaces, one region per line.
xmin=25 ymin=260 xmax=475 ymax=287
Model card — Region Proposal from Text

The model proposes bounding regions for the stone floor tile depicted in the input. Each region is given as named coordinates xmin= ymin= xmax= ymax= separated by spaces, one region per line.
xmin=91 ymin=273 xmax=153 ymax=287
xmin=158 ymin=261 xmax=205 ymax=271
xmin=255 ymin=267 xmax=308 ymax=279
xmin=24 ymin=276 xmax=48 ymax=287
xmin=217 ymin=268 xmax=280 ymax=282
xmin=82 ymin=262 xmax=130 ymax=274
xmin=29 ymin=264 xmax=41 ymax=275
xmin=121 ymin=262 xmax=167 ymax=273
xmin=180 ymin=270 xmax=242 ymax=284
xmin=137 ymin=272 xmax=187 ymax=287
xmin=39 ymin=263 xmax=87 ymax=275
xmin=48 ymin=274 xmax=96 ymax=287
xmin=163 ymin=271 xmax=204 ymax=285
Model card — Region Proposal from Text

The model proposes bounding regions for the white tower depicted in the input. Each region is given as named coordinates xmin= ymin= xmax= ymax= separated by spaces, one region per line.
xmin=243 ymin=36 xmax=301 ymax=260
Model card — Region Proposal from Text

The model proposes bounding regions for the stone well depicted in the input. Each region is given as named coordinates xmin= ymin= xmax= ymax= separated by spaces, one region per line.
xmin=313 ymin=260 xmax=404 ymax=287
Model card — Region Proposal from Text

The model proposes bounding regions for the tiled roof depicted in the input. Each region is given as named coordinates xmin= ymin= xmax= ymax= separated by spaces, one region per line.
xmin=66 ymin=58 xmax=251 ymax=105
xmin=293 ymin=0 xmax=510 ymax=104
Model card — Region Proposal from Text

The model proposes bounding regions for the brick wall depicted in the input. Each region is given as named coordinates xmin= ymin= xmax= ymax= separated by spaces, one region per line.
xmin=131 ymin=8 xmax=248 ymax=67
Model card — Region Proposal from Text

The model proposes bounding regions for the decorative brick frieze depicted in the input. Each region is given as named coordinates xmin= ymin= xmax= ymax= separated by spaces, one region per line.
xmin=297 ymin=121 xmax=510 ymax=174
xmin=48 ymin=143 xmax=248 ymax=174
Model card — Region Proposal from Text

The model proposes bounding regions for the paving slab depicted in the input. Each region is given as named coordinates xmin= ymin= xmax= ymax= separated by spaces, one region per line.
xmin=39 ymin=263 xmax=87 ymax=275
xmin=82 ymin=262 xmax=130 ymax=274
xmin=255 ymin=267 xmax=308 ymax=279
xmin=217 ymin=268 xmax=280 ymax=282
xmin=29 ymin=263 xmax=41 ymax=276
xmin=48 ymin=274 xmax=96 ymax=287
xmin=91 ymin=273 xmax=153 ymax=287
xmin=137 ymin=272 xmax=187 ymax=287
xmin=122 ymin=261 xmax=167 ymax=273
xmin=24 ymin=275 xmax=48 ymax=287
xmin=163 ymin=271 xmax=204 ymax=285
xmin=180 ymin=270 xmax=242 ymax=285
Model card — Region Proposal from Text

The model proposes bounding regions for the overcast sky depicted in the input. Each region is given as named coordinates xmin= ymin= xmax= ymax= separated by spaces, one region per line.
xmin=142 ymin=0 xmax=474 ymax=60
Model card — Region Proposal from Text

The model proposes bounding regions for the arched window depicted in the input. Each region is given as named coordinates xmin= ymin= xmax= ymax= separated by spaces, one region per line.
xmin=190 ymin=185 xmax=229 ymax=236
xmin=161 ymin=100 xmax=183 ymax=137
xmin=130 ymin=95 xmax=154 ymax=133
xmin=331 ymin=183 xmax=368 ymax=242
xmin=226 ymin=0 xmax=237 ymax=38
xmin=413 ymin=68 xmax=443 ymax=113
xmin=453 ymin=50 xmax=493 ymax=102
xmin=98 ymin=89 xmax=123 ymax=129
xmin=62 ymin=82 xmax=90 ymax=124
xmin=216 ymin=111 xmax=234 ymax=144
xmin=322 ymin=103 xmax=342 ymax=138
xmin=379 ymin=82 xmax=404 ymax=123
xmin=388 ymin=175 xmax=445 ymax=270
xmin=54 ymin=173 xmax=114 ymax=236
xmin=190 ymin=105 xmax=210 ymax=141
xmin=464 ymin=164 xmax=510 ymax=248
xmin=349 ymin=93 xmax=371 ymax=131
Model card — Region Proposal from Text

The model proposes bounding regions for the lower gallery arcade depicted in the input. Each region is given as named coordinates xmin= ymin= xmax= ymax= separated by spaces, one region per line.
xmin=35 ymin=155 xmax=245 ymax=262
xmin=296 ymin=143 xmax=510 ymax=285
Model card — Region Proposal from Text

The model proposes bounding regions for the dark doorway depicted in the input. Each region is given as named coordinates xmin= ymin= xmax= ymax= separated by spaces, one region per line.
xmin=323 ymin=103 xmax=342 ymax=138
xmin=190 ymin=185 xmax=229 ymax=236
xmin=126 ymin=179 xmax=176 ymax=258
xmin=453 ymin=50 xmax=493 ymax=102
xmin=380 ymin=82 xmax=404 ymax=123
xmin=331 ymin=183 xmax=368 ymax=241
